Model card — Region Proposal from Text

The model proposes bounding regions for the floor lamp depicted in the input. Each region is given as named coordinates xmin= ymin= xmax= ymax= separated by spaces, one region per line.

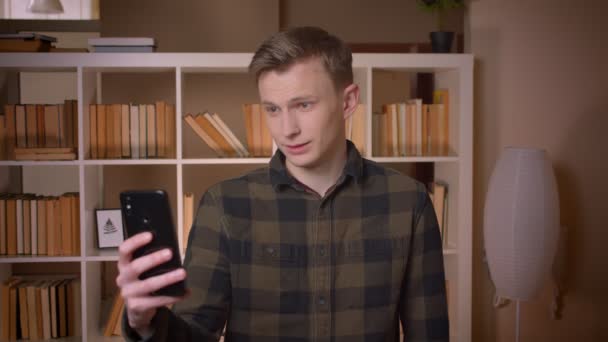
xmin=483 ymin=147 xmax=560 ymax=342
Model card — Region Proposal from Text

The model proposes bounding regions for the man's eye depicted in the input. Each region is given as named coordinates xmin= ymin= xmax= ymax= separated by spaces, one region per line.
xmin=299 ymin=102 xmax=312 ymax=110
xmin=265 ymin=106 xmax=278 ymax=113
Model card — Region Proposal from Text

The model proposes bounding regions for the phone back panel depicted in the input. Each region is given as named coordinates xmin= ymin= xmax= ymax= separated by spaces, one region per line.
xmin=120 ymin=190 xmax=186 ymax=296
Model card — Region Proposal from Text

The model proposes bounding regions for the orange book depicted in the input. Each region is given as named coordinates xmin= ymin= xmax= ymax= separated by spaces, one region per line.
xmin=165 ymin=104 xmax=176 ymax=158
xmin=4 ymin=104 xmax=16 ymax=159
xmin=350 ymin=104 xmax=366 ymax=155
xmin=89 ymin=104 xmax=98 ymax=159
xmin=64 ymin=100 xmax=74 ymax=148
xmin=0 ymin=195 xmax=6 ymax=254
xmin=46 ymin=198 xmax=56 ymax=256
xmin=1 ymin=277 xmax=21 ymax=341
xmin=421 ymin=104 xmax=429 ymax=156
xmin=44 ymin=105 xmax=60 ymax=148
xmin=194 ymin=114 xmax=237 ymax=157
xmin=6 ymin=197 xmax=17 ymax=255
xmin=182 ymin=192 xmax=194 ymax=253
xmin=25 ymin=104 xmax=37 ymax=148
xmin=113 ymin=104 xmax=122 ymax=158
xmin=59 ymin=195 xmax=72 ymax=256
xmin=71 ymin=100 xmax=78 ymax=150
xmin=23 ymin=199 xmax=31 ymax=255
xmin=36 ymin=105 xmax=45 ymax=147
xmin=121 ymin=104 xmax=131 ymax=158
xmin=250 ymin=104 xmax=262 ymax=156
xmin=260 ymin=109 xmax=273 ymax=156
xmin=70 ymin=194 xmax=80 ymax=255
xmin=103 ymin=293 xmax=123 ymax=337
xmin=146 ymin=104 xmax=156 ymax=157
xmin=105 ymin=104 xmax=115 ymax=158
xmin=15 ymin=105 xmax=27 ymax=148
xmin=184 ymin=114 xmax=224 ymax=156
xmin=37 ymin=199 xmax=47 ymax=255
xmin=242 ymin=104 xmax=255 ymax=156
xmin=96 ymin=104 xmax=107 ymax=159
xmin=18 ymin=282 xmax=29 ymax=339
xmin=156 ymin=101 xmax=166 ymax=157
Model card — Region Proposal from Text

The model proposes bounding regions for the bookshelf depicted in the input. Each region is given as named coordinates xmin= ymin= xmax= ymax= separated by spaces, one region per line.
xmin=0 ymin=52 xmax=473 ymax=341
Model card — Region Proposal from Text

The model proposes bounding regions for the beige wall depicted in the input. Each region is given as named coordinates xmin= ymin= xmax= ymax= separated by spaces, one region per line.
xmin=468 ymin=1 xmax=608 ymax=341
xmin=100 ymin=0 xmax=279 ymax=52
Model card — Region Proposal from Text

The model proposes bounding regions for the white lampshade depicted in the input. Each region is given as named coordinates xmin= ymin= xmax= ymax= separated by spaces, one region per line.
xmin=483 ymin=147 xmax=560 ymax=301
xmin=28 ymin=0 xmax=64 ymax=14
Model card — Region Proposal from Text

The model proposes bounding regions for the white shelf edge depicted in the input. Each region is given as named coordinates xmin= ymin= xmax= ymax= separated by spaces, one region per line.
xmin=370 ymin=156 xmax=459 ymax=163
xmin=180 ymin=158 xmax=270 ymax=165
xmin=0 ymin=160 xmax=79 ymax=166
xmin=0 ymin=256 xmax=82 ymax=263
xmin=82 ymin=159 xmax=178 ymax=165
xmin=84 ymin=255 xmax=119 ymax=262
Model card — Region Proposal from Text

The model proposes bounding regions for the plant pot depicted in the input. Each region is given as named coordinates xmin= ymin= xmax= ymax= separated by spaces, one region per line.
xmin=430 ymin=31 xmax=455 ymax=53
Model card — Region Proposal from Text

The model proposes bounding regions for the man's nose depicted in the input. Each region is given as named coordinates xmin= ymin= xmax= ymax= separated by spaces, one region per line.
xmin=281 ymin=111 xmax=300 ymax=137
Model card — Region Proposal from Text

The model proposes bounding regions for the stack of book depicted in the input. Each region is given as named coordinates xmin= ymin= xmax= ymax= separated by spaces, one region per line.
xmin=0 ymin=192 xmax=80 ymax=256
xmin=88 ymin=101 xmax=175 ymax=159
xmin=184 ymin=112 xmax=250 ymax=158
xmin=0 ymin=33 xmax=56 ymax=52
xmin=242 ymin=104 xmax=273 ymax=157
xmin=373 ymin=89 xmax=450 ymax=157
xmin=0 ymin=275 xmax=81 ymax=340
xmin=1 ymin=101 xmax=78 ymax=160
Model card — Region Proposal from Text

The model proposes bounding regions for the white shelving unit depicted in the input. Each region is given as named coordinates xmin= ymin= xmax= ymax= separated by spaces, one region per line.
xmin=0 ymin=52 xmax=473 ymax=341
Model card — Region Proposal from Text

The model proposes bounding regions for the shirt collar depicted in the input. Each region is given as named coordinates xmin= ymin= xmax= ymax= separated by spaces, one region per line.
xmin=269 ymin=139 xmax=365 ymax=191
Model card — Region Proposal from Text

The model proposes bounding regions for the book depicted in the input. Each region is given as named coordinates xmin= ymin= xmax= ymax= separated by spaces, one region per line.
xmin=89 ymin=104 xmax=98 ymax=159
xmin=194 ymin=114 xmax=237 ymax=157
xmin=204 ymin=113 xmax=243 ymax=157
xmin=146 ymin=104 xmax=156 ymax=157
xmin=0 ymin=33 xmax=55 ymax=52
xmin=130 ymin=104 xmax=140 ymax=159
xmin=183 ymin=192 xmax=194 ymax=253
xmin=97 ymin=105 xmax=107 ymax=159
xmin=138 ymin=104 xmax=147 ymax=158
xmin=0 ymin=195 xmax=6 ymax=254
xmin=211 ymin=113 xmax=250 ymax=157
xmin=15 ymin=105 xmax=27 ymax=149
xmin=4 ymin=105 xmax=16 ymax=159
xmin=37 ymin=199 xmax=47 ymax=255
xmin=184 ymin=114 xmax=224 ymax=157
xmin=44 ymin=105 xmax=60 ymax=148
xmin=121 ymin=104 xmax=131 ymax=158
xmin=156 ymin=101 xmax=166 ymax=157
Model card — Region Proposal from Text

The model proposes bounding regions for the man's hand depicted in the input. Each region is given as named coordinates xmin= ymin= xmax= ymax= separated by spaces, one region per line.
xmin=116 ymin=232 xmax=188 ymax=338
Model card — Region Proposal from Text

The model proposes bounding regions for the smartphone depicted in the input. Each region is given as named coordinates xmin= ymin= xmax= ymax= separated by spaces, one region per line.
xmin=120 ymin=189 xmax=186 ymax=297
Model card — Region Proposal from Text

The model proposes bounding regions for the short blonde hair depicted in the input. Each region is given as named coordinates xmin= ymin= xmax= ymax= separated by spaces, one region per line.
xmin=249 ymin=26 xmax=353 ymax=91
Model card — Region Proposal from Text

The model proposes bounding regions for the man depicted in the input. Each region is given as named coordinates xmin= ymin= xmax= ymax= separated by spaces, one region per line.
xmin=118 ymin=26 xmax=449 ymax=341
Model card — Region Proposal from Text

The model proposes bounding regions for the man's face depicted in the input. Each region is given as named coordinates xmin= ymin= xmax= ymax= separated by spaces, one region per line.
xmin=258 ymin=57 xmax=353 ymax=171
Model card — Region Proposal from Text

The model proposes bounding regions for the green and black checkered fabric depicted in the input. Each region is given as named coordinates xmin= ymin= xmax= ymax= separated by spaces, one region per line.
xmin=124 ymin=140 xmax=449 ymax=342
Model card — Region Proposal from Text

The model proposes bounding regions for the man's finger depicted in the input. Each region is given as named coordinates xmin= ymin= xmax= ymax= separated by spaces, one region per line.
xmin=118 ymin=232 xmax=153 ymax=268
xmin=121 ymin=268 xmax=187 ymax=299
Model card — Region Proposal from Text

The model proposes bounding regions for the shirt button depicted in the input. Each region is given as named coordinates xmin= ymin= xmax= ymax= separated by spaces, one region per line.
xmin=319 ymin=296 xmax=326 ymax=305
xmin=319 ymin=247 xmax=326 ymax=256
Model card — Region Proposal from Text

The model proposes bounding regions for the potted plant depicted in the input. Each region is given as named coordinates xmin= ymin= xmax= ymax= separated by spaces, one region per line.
xmin=417 ymin=0 xmax=465 ymax=53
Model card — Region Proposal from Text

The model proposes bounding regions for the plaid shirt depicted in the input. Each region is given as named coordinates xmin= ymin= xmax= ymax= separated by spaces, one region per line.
xmin=124 ymin=140 xmax=449 ymax=341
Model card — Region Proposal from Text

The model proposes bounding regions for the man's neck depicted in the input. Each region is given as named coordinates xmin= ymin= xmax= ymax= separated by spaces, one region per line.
xmin=285 ymin=143 xmax=348 ymax=197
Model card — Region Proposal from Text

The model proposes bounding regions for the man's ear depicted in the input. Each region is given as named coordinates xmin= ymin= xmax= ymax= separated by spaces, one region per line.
xmin=342 ymin=83 xmax=360 ymax=120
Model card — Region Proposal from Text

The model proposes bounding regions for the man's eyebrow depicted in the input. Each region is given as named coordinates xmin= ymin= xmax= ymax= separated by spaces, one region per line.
xmin=261 ymin=96 xmax=317 ymax=107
